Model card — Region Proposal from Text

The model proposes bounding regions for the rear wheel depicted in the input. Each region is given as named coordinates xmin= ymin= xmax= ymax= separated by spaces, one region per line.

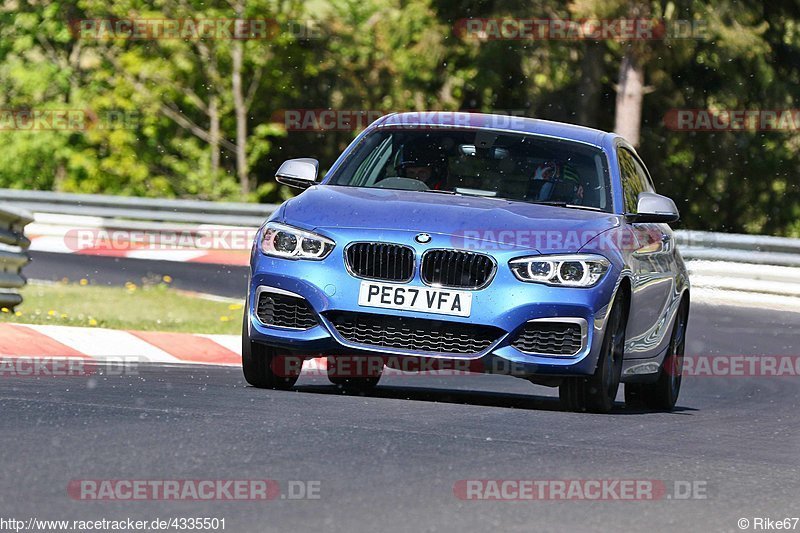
xmin=242 ymin=314 xmax=300 ymax=390
xmin=559 ymin=291 xmax=627 ymax=413
xmin=327 ymin=356 xmax=383 ymax=393
xmin=625 ymin=300 xmax=688 ymax=411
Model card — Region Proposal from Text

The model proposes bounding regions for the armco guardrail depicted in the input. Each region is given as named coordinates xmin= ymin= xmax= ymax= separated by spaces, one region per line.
xmin=0 ymin=188 xmax=279 ymax=227
xmin=0 ymin=203 xmax=33 ymax=309
xmin=675 ymin=230 xmax=800 ymax=267
xmin=673 ymin=230 xmax=800 ymax=299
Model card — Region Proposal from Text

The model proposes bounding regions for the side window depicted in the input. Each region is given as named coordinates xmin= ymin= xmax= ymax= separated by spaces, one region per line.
xmin=631 ymin=156 xmax=655 ymax=194
xmin=618 ymin=148 xmax=651 ymax=213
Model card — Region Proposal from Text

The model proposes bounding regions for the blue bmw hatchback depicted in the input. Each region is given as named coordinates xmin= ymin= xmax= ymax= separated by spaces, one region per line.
xmin=243 ymin=112 xmax=690 ymax=413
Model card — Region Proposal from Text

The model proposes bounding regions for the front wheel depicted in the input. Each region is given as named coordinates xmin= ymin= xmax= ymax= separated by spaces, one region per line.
xmin=625 ymin=300 xmax=688 ymax=411
xmin=242 ymin=314 xmax=300 ymax=390
xmin=559 ymin=291 xmax=627 ymax=413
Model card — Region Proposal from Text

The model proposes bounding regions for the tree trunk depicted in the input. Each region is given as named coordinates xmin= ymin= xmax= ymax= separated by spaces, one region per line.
xmin=614 ymin=49 xmax=644 ymax=147
xmin=54 ymin=163 xmax=66 ymax=191
xmin=231 ymin=9 xmax=249 ymax=197
xmin=577 ymin=43 xmax=603 ymax=127
xmin=209 ymin=95 xmax=220 ymax=174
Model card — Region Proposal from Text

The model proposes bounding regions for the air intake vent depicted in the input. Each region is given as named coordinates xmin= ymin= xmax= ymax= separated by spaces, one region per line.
xmin=326 ymin=311 xmax=502 ymax=355
xmin=512 ymin=321 xmax=584 ymax=355
xmin=256 ymin=291 xmax=318 ymax=329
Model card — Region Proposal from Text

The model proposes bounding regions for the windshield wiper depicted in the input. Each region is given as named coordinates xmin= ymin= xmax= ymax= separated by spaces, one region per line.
xmin=530 ymin=201 xmax=603 ymax=212
xmin=420 ymin=189 xmax=456 ymax=195
xmin=421 ymin=189 xmax=497 ymax=197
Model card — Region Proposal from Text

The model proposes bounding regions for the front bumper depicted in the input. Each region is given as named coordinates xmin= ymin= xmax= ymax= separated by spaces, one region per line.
xmin=247 ymin=228 xmax=621 ymax=378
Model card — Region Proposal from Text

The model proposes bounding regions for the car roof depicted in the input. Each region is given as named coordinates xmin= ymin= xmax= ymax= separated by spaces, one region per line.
xmin=372 ymin=112 xmax=615 ymax=147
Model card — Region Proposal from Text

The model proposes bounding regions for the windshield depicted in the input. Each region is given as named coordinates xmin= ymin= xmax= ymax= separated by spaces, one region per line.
xmin=327 ymin=128 xmax=612 ymax=211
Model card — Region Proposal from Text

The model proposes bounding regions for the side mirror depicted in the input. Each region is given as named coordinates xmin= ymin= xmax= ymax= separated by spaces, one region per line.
xmin=275 ymin=158 xmax=319 ymax=189
xmin=626 ymin=192 xmax=680 ymax=224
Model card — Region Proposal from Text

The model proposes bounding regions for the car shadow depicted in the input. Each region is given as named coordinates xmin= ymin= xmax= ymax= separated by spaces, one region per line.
xmin=289 ymin=384 xmax=697 ymax=415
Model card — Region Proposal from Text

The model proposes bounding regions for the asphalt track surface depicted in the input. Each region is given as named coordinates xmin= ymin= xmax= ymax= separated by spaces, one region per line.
xmin=4 ymin=251 xmax=800 ymax=532
xmin=26 ymin=251 xmax=249 ymax=299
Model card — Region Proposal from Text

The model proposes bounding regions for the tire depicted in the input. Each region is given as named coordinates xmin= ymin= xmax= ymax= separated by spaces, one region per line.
xmin=559 ymin=291 xmax=627 ymax=413
xmin=242 ymin=313 xmax=300 ymax=390
xmin=327 ymin=355 xmax=383 ymax=394
xmin=625 ymin=300 xmax=688 ymax=411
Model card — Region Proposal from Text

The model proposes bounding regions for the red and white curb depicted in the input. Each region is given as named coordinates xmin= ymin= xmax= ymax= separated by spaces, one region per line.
xmin=28 ymin=237 xmax=251 ymax=266
xmin=26 ymin=213 xmax=252 ymax=266
xmin=0 ymin=323 xmax=327 ymax=371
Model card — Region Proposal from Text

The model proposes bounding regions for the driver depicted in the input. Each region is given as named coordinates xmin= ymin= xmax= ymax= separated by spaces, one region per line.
xmin=396 ymin=138 xmax=448 ymax=190
xmin=530 ymin=160 xmax=584 ymax=203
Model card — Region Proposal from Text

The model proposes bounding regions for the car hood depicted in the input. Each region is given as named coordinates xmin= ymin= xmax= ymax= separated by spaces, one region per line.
xmin=282 ymin=185 xmax=621 ymax=253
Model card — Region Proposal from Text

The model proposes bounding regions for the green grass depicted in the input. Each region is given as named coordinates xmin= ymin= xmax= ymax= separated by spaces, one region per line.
xmin=1 ymin=281 xmax=243 ymax=334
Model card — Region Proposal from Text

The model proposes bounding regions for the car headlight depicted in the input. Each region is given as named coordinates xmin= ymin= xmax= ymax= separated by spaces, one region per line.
xmin=509 ymin=254 xmax=610 ymax=287
xmin=260 ymin=222 xmax=334 ymax=260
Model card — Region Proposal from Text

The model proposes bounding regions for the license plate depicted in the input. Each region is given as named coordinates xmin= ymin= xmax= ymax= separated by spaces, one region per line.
xmin=357 ymin=281 xmax=472 ymax=317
